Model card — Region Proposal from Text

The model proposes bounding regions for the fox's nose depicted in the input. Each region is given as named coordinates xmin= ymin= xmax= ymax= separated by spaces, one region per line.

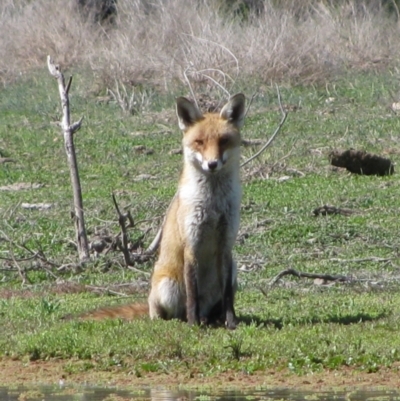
xmin=208 ymin=160 xmax=218 ymax=171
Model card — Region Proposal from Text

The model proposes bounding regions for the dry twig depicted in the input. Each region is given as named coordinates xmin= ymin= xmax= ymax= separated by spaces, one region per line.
xmin=0 ymin=158 xmax=16 ymax=164
xmin=108 ymin=79 xmax=153 ymax=115
xmin=112 ymin=192 xmax=135 ymax=266
xmin=84 ymin=285 xmax=130 ymax=297
xmin=0 ymin=230 xmax=61 ymax=282
xmin=183 ymin=66 xmax=199 ymax=109
xmin=268 ymin=268 xmax=349 ymax=287
xmin=313 ymin=205 xmax=356 ymax=217
xmin=329 ymin=257 xmax=392 ymax=264
xmin=144 ymin=227 xmax=163 ymax=255
xmin=244 ymin=91 xmax=257 ymax=118
xmin=112 ymin=193 xmax=153 ymax=267
xmin=47 ymin=56 xmax=90 ymax=262
xmin=241 ymin=85 xmax=288 ymax=167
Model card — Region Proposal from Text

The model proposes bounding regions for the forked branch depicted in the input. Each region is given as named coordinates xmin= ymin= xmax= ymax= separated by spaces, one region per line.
xmin=112 ymin=193 xmax=153 ymax=266
xmin=112 ymin=192 xmax=135 ymax=266
xmin=47 ymin=56 xmax=90 ymax=262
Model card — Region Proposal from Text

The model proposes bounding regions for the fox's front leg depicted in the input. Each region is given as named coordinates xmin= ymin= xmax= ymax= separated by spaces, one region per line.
xmin=224 ymin=255 xmax=238 ymax=330
xmin=184 ymin=250 xmax=200 ymax=325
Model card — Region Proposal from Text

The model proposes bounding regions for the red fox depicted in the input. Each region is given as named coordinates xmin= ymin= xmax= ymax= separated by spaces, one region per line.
xmin=82 ymin=94 xmax=246 ymax=328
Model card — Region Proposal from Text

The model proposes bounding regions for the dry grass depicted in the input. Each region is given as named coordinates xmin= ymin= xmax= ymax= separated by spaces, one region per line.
xmin=1 ymin=0 xmax=400 ymax=87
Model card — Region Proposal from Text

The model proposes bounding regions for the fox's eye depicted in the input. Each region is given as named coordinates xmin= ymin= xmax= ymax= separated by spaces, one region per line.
xmin=219 ymin=137 xmax=229 ymax=146
xmin=194 ymin=139 xmax=203 ymax=146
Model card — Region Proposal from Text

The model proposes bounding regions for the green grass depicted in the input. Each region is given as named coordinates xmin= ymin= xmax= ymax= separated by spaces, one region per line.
xmin=1 ymin=69 xmax=400 ymax=378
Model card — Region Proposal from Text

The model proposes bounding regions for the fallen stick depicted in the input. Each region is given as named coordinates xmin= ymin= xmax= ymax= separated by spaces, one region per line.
xmin=313 ymin=205 xmax=356 ymax=217
xmin=268 ymin=268 xmax=349 ymax=287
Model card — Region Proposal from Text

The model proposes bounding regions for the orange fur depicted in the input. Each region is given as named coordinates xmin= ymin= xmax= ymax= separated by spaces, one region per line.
xmin=79 ymin=303 xmax=149 ymax=321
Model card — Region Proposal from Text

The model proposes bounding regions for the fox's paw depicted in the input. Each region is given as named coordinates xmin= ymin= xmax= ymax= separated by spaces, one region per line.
xmin=225 ymin=313 xmax=237 ymax=330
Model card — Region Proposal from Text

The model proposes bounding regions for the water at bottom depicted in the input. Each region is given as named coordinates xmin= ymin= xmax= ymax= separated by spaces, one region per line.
xmin=0 ymin=385 xmax=398 ymax=401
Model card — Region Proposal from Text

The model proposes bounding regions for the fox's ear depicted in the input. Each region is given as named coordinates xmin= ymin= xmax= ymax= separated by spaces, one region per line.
xmin=176 ymin=97 xmax=203 ymax=132
xmin=220 ymin=93 xmax=246 ymax=129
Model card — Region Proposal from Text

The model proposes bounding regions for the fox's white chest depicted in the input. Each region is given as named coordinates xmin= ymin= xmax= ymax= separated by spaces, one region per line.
xmin=179 ymin=169 xmax=241 ymax=248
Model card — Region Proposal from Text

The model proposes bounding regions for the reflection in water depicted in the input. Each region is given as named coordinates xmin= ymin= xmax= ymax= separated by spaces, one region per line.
xmin=0 ymin=385 xmax=399 ymax=401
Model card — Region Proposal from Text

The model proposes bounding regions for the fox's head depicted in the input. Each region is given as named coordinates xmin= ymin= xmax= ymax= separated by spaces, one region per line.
xmin=176 ymin=94 xmax=245 ymax=174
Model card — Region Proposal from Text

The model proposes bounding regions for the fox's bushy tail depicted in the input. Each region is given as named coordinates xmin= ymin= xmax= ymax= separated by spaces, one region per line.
xmin=63 ymin=303 xmax=149 ymax=321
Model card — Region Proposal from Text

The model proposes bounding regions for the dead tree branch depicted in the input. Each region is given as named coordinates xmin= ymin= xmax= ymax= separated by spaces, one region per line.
xmin=0 ymin=230 xmax=62 ymax=283
xmin=241 ymin=85 xmax=288 ymax=168
xmin=112 ymin=193 xmax=153 ymax=267
xmin=47 ymin=56 xmax=90 ymax=262
xmin=258 ymin=265 xmax=400 ymax=297
xmin=144 ymin=226 xmax=163 ymax=255
xmin=268 ymin=268 xmax=349 ymax=287
xmin=10 ymin=247 xmax=30 ymax=285
xmin=183 ymin=66 xmax=199 ymax=109
xmin=112 ymin=192 xmax=135 ymax=266
xmin=244 ymin=91 xmax=257 ymax=118
xmin=329 ymin=257 xmax=392 ymax=264
xmin=0 ymin=158 xmax=16 ymax=164
xmin=143 ymin=193 xmax=177 ymax=255
xmin=85 ymin=285 xmax=130 ymax=297
xmin=313 ymin=205 xmax=356 ymax=217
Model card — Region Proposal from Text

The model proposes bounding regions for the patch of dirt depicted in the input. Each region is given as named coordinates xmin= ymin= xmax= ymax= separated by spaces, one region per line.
xmin=313 ymin=205 xmax=357 ymax=217
xmin=329 ymin=149 xmax=394 ymax=176
xmin=0 ymin=157 xmax=16 ymax=164
xmin=0 ymin=182 xmax=44 ymax=191
xmin=1 ymin=358 xmax=400 ymax=390
xmin=0 ymin=283 xmax=86 ymax=299
xmin=132 ymin=145 xmax=154 ymax=155
xmin=0 ymin=281 xmax=148 ymax=299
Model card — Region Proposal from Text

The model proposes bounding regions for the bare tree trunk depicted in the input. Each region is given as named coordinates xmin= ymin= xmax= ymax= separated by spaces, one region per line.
xmin=47 ymin=56 xmax=90 ymax=262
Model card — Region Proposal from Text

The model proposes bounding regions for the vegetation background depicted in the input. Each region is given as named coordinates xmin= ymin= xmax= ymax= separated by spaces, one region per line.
xmin=1 ymin=0 xmax=400 ymax=389
xmin=2 ymin=0 xmax=400 ymax=87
